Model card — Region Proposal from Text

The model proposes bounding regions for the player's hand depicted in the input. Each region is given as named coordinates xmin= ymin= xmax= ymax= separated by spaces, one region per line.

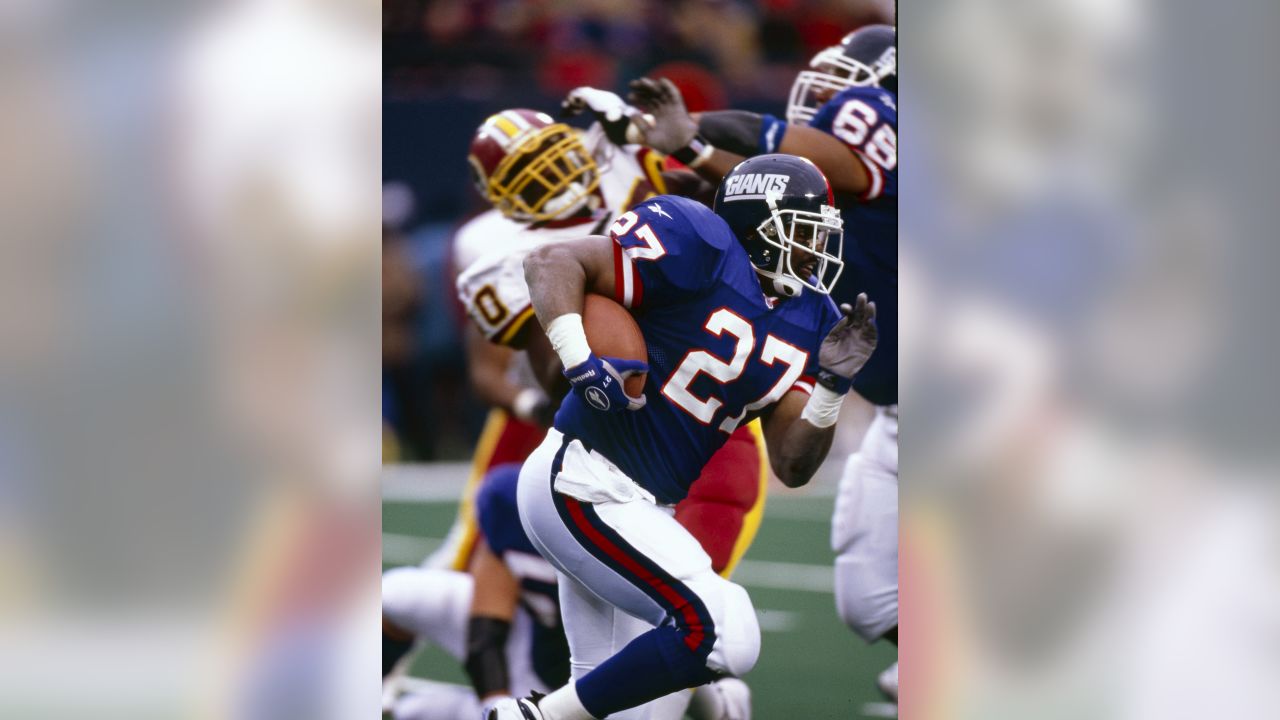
xmin=627 ymin=77 xmax=698 ymax=155
xmin=817 ymin=293 xmax=877 ymax=394
xmin=561 ymin=87 xmax=645 ymax=146
xmin=563 ymin=353 xmax=647 ymax=412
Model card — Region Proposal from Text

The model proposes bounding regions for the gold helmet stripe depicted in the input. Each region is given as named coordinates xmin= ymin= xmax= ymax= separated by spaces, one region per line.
xmin=488 ymin=116 xmax=521 ymax=146
xmin=501 ymin=110 xmax=534 ymax=130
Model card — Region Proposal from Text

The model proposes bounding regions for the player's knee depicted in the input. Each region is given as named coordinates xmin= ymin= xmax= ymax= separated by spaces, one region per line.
xmin=834 ymin=564 xmax=898 ymax=642
xmin=700 ymin=577 xmax=760 ymax=676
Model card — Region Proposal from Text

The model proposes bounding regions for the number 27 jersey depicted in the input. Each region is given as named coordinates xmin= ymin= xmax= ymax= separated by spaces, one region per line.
xmin=555 ymin=195 xmax=841 ymax=504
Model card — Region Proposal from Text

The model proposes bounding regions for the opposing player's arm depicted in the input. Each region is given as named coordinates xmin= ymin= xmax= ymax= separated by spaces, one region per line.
xmin=463 ymin=322 xmax=519 ymax=407
xmin=525 ymin=324 xmax=570 ymax=401
xmin=463 ymin=323 xmax=554 ymax=426
xmin=464 ymin=539 xmax=520 ymax=702
xmin=761 ymin=389 xmax=837 ymax=488
xmin=658 ymin=168 xmax=716 ymax=206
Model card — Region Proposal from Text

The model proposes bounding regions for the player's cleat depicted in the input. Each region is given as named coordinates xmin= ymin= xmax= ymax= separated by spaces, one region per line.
xmin=485 ymin=691 xmax=546 ymax=720
xmin=876 ymin=661 xmax=899 ymax=703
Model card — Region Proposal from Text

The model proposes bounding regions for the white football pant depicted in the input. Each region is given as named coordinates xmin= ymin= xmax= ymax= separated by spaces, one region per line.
xmin=518 ymin=429 xmax=761 ymax=719
xmin=381 ymin=566 xmax=548 ymax=719
xmin=832 ymin=405 xmax=899 ymax=642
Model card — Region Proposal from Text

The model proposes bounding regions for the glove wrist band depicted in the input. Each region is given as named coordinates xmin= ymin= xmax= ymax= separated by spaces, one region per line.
xmin=673 ymin=135 xmax=715 ymax=169
xmin=816 ymin=368 xmax=854 ymax=395
xmin=546 ymin=313 xmax=592 ymax=369
xmin=800 ymin=384 xmax=845 ymax=428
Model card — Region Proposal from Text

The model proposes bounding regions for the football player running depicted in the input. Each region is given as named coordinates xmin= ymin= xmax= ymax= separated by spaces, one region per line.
xmin=569 ymin=25 xmax=901 ymax=701
xmin=489 ymin=154 xmax=877 ymax=719
xmin=457 ymin=108 xmax=766 ymax=720
xmin=386 ymin=108 xmax=765 ymax=719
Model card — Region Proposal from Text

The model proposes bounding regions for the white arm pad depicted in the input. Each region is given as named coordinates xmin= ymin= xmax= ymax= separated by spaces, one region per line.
xmin=545 ymin=313 xmax=591 ymax=369
xmin=799 ymin=385 xmax=845 ymax=428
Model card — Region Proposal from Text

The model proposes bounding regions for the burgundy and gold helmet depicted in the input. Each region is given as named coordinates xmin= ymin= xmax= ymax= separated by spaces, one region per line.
xmin=467 ymin=109 xmax=600 ymax=223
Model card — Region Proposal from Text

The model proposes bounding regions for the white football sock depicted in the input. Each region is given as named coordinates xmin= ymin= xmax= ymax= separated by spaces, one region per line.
xmin=538 ymin=683 xmax=595 ymax=720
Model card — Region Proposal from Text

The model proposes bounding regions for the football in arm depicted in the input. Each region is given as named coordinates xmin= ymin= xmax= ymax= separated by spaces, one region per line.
xmin=583 ymin=294 xmax=647 ymax=396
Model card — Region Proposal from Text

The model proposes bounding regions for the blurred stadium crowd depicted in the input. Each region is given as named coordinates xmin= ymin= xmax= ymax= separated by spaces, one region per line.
xmin=382 ymin=0 xmax=894 ymax=460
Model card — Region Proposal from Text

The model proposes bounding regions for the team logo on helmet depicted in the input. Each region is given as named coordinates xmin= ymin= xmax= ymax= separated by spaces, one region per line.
xmin=714 ymin=154 xmax=845 ymax=298
xmin=467 ymin=109 xmax=600 ymax=223
xmin=722 ymin=173 xmax=791 ymax=201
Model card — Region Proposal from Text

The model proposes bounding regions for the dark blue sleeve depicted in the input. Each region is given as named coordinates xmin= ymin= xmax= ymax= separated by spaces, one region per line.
xmin=758 ymin=113 xmax=788 ymax=154
xmin=810 ymin=88 xmax=898 ymax=201
xmin=475 ymin=463 xmax=535 ymax=556
xmin=610 ymin=195 xmax=731 ymax=309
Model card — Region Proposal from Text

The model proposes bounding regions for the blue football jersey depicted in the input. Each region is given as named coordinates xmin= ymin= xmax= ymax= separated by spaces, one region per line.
xmin=555 ymin=195 xmax=841 ymax=505
xmin=808 ymin=86 xmax=898 ymax=406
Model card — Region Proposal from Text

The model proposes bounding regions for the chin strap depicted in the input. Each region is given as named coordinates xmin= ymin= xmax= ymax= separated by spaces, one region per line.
xmin=772 ymin=275 xmax=803 ymax=297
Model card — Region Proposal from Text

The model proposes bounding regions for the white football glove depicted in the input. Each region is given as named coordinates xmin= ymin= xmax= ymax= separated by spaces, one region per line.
xmin=561 ymin=86 xmax=650 ymax=145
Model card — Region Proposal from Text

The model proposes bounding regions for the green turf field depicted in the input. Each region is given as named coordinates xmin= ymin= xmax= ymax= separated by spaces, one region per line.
xmin=383 ymin=484 xmax=896 ymax=718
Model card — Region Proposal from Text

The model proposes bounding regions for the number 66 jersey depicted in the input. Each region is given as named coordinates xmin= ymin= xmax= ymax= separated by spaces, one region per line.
xmin=555 ymin=195 xmax=841 ymax=505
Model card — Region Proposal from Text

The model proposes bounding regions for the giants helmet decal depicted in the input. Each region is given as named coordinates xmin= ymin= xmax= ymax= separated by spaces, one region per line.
xmin=787 ymin=25 xmax=897 ymax=126
xmin=468 ymin=109 xmax=600 ymax=223
xmin=714 ymin=154 xmax=844 ymax=298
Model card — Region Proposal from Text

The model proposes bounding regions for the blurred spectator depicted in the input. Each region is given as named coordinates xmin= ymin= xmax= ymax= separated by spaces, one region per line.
xmin=382 ymin=223 xmax=421 ymax=461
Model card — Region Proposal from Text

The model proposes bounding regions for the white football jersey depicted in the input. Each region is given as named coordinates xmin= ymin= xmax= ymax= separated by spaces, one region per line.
xmin=455 ymin=127 xmax=668 ymax=345
xmin=451 ymin=208 xmax=525 ymax=276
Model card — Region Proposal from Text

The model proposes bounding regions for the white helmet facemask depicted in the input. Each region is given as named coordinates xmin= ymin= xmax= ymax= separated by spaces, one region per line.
xmin=752 ymin=192 xmax=845 ymax=297
xmin=786 ymin=45 xmax=896 ymax=125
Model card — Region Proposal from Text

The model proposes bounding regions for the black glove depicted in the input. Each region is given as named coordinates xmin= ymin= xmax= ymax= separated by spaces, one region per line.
xmin=626 ymin=77 xmax=700 ymax=156
xmin=817 ymin=293 xmax=878 ymax=394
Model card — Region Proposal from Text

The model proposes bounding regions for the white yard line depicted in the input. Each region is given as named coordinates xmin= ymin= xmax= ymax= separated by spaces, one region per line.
xmin=731 ymin=559 xmax=834 ymax=593
xmin=754 ymin=608 xmax=802 ymax=633
xmin=380 ymin=462 xmax=846 ymax=503
xmin=382 ymin=463 xmax=471 ymax=502
xmin=862 ymin=701 xmax=899 ymax=718
xmin=382 ymin=534 xmax=834 ymax=594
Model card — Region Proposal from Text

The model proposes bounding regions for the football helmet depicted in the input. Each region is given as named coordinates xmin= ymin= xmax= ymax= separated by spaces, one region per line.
xmin=787 ymin=25 xmax=897 ymax=125
xmin=714 ymin=154 xmax=844 ymax=298
xmin=468 ymin=109 xmax=600 ymax=223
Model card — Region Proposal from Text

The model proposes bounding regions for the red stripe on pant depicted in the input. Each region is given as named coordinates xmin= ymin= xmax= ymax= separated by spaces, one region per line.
xmin=562 ymin=497 xmax=706 ymax=652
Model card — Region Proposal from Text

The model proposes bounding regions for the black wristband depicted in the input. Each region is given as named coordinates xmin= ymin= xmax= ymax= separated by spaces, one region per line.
xmin=464 ymin=616 xmax=512 ymax=698
xmin=697 ymin=110 xmax=765 ymax=156
xmin=672 ymin=135 xmax=713 ymax=167
xmin=816 ymin=368 xmax=853 ymax=395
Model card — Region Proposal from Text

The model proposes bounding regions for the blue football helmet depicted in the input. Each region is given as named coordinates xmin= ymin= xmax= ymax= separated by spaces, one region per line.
xmin=787 ymin=24 xmax=897 ymax=125
xmin=713 ymin=154 xmax=844 ymax=298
